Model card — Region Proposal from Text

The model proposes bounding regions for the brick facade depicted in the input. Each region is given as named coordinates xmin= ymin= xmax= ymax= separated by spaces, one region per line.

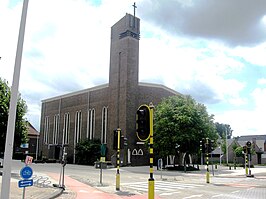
xmin=39 ymin=14 xmax=179 ymax=165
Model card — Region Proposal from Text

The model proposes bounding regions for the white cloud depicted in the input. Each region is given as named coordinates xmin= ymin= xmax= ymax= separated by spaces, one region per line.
xmin=232 ymin=43 xmax=266 ymax=67
xmin=0 ymin=0 xmax=265 ymax=137
xmin=258 ymin=78 xmax=266 ymax=85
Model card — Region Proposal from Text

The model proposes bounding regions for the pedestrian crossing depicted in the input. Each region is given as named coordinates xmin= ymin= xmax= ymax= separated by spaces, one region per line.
xmin=121 ymin=181 xmax=203 ymax=193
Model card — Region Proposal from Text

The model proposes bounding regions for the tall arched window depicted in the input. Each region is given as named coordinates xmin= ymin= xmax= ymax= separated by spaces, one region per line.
xmin=87 ymin=108 xmax=95 ymax=140
xmin=101 ymin=106 xmax=108 ymax=144
xmin=63 ymin=113 xmax=70 ymax=144
xmin=44 ymin=116 xmax=49 ymax=144
xmin=74 ymin=111 xmax=82 ymax=144
xmin=53 ymin=114 xmax=59 ymax=144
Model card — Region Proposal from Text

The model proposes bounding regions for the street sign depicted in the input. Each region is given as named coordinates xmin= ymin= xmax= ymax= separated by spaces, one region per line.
xmin=18 ymin=179 xmax=33 ymax=188
xmin=20 ymin=166 xmax=33 ymax=179
xmin=25 ymin=156 xmax=33 ymax=165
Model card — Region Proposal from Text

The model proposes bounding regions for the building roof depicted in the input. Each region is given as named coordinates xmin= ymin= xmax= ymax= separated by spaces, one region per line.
xmin=236 ymin=135 xmax=266 ymax=141
xmin=27 ymin=122 xmax=39 ymax=136
xmin=42 ymin=83 xmax=109 ymax=103
xmin=43 ymin=82 xmax=181 ymax=103
xmin=139 ymin=82 xmax=180 ymax=95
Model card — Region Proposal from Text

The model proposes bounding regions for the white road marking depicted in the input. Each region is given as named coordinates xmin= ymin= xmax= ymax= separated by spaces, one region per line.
xmin=122 ymin=181 xmax=203 ymax=193
xmin=212 ymin=194 xmax=224 ymax=198
xmin=231 ymin=190 xmax=239 ymax=194
xmin=183 ymin=194 xmax=203 ymax=198
xmin=79 ymin=190 xmax=89 ymax=193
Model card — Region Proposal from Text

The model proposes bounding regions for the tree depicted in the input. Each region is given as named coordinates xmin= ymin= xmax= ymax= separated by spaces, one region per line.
xmin=215 ymin=122 xmax=233 ymax=139
xmin=75 ymin=139 xmax=101 ymax=165
xmin=0 ymin=78 xmax=28 ymax=154
xmin=234 ymin=146 xmax=244 ymax=157
xmin=154 ymin=95 xmax=218 ymax=158
xmin=215 ymin=123 xmax=233 ymax=159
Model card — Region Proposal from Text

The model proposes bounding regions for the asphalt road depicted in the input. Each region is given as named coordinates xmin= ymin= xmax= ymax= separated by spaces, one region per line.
xmin=8 ymin=160 xmax=266 ymax=199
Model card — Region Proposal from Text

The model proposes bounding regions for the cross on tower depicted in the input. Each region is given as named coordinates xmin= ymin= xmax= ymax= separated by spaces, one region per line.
xmin=132 ymin=2 xmax=137 ymax=28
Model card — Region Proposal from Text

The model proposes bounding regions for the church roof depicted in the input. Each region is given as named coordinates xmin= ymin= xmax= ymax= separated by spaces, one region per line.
xmin=42 ymin=83 xmax=109 ymax=103
xmin=139 ymin=82 xmax=180 ymax=95
xmin=42 ymin=82 xmax=181 ymax=103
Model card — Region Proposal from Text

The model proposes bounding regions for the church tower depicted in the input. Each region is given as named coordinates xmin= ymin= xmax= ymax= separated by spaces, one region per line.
xmin=108 ymin=13 xmax=140 ymax=142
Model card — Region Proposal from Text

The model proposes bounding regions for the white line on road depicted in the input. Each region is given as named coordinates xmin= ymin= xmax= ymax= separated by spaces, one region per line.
xmin=79 ymin=190 xmax=89 ymax=193
xmin=247 ymin=187 xmax=255 ymax=191
xmin=231 ymin=190 xmax=240 ymax=194
xmin=212 ymin=194 xmax=224 ymax=198
xmin=183 ymin=194 xmax=203 ymax=199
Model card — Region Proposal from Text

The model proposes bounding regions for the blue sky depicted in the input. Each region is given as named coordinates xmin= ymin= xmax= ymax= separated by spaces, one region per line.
xmin=0 ymin=0 xmax=266 ymax=137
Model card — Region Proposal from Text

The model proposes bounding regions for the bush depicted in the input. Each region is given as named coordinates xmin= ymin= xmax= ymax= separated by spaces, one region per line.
xmin=75 ymin=139 xmax=101 ymax=165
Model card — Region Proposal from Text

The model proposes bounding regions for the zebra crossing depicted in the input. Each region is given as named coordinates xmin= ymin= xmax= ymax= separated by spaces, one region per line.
xmin=121 ymin=181 xmax=203 ymax=193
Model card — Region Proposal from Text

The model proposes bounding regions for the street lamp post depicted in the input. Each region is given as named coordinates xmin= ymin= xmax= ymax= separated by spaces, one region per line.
xmin=226 ymin=130 xmax=228 ymax=165
xmin=219 ymin=146 xmax=221 ymax=165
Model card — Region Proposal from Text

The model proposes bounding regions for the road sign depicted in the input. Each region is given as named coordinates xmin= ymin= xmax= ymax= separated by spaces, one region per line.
xmin=25 ymin=155 xmax=33 ymax=165
xmin=20 ymin=166 xmax=33 ymax=179
xmin=18 ymin=179 xmax=33 ymax=188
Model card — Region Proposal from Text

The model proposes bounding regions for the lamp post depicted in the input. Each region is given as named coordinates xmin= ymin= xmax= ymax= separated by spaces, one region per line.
xmin=219 ymin=146 xmax=221 ymax=165
xmin=226 ymin=130 xmax=228 ymax=165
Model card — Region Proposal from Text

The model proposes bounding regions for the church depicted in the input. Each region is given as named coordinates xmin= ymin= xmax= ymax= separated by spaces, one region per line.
xmin=39 ymin=13 xmax=179 ymax=165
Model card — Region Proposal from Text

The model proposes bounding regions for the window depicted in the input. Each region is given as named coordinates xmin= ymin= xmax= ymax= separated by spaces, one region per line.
xmin=74 ymin=111 xmax=82 ymax=144
xmin=101 ymin=106 xmax=108 ymax=144
xmin=53 ymin=114 xmax=59 ymax=144
xmin=63 ymin=113 xmax=70 ymax=144
xmin=44 ymin=116 xmax=49 ymax=144
xmin=87 ymin=108 xmax=95 ymax=140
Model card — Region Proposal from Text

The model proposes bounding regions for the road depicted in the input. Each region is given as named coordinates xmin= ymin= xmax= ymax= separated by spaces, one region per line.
xmin=8 ymin=161 xmax=266 ymax=198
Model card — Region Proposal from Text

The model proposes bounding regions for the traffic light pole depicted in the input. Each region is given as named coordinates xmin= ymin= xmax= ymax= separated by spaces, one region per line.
xmin=148 ymin=103 xmax=154 ymax=199
xmin=116 ymin=128 xmax=121 ymax=191
xmin=245 ymin=147 xmax=248 ymax=176
xmin=206 ymin=138 xmax=210 ymax=183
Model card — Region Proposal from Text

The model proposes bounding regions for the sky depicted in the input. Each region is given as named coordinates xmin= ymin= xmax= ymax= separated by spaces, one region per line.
xmin=0 ymin=0 xmax=266 ymax=137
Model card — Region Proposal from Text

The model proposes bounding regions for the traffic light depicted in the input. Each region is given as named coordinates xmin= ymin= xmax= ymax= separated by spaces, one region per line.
xmin=200 ymin=139 xmax=205 ymax=153
xmin=208 ymin=140 xmax=214 ymax=153
xmin=120 ymin=135 xmax=125 ymax=149
xmin=136 ymin=105 xmax=150 ymax=141
xmin=113 ymin=129 xmax=122 ymax=150
xmin=246 ymin=141 xmax=252 ymax=154
xmin=113 ymin=129 xmax=118 ymax=150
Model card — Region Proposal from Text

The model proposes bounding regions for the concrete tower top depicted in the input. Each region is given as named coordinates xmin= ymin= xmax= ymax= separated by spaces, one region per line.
xmin=111 ymin=13 xmax=140 ymax=41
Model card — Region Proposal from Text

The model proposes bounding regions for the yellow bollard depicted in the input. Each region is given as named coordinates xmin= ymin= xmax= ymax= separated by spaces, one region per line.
xmin=115 ymin=128 xmax=121 ymax=191
xmin=116 ymin=172 xmax=120 ymax=191
xmin=206 ymin=170 xmax=210 ymax=183
xmin=148 ymin=179 xmax=155 ymax=199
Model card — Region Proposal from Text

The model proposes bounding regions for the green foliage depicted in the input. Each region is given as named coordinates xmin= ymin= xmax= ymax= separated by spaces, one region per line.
xmin=215 ymin=122 xmax=233 ymax=139
xmin=234 ymin=146 xmax=244 ymax=157
xmin=75 ymin=139 xmax=101 ymax=165
xmin=154 ymin=95 xmax=218 ymax=157
xmin=0 ymin=78 xmax=28 ymax=153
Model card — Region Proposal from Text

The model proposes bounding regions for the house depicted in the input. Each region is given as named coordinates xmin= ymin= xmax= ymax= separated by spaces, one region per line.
xmin=211 ymin=135 xmax=266 ymax=165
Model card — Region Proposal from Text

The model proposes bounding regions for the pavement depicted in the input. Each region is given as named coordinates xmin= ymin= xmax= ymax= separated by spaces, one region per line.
xmin=0 ymin=171 xmax=158 ymax=199
xmin=0 ymin=165 xmax=265 ymax=199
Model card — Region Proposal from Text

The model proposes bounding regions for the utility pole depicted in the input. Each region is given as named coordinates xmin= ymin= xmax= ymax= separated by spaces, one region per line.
xmin=1 ymin=1 xmax=29 ymax=198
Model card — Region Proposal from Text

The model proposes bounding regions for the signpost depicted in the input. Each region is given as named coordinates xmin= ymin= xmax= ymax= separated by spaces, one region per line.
xmin=20 ymin=166 xmax=33 ymax=179
xmin=158 ymin=159 xmax=163 ymax=180
xmin=18 ymin=179 xmax=33 ymax=188
xmin=19 ymin=156 xmax=34 ymax=199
